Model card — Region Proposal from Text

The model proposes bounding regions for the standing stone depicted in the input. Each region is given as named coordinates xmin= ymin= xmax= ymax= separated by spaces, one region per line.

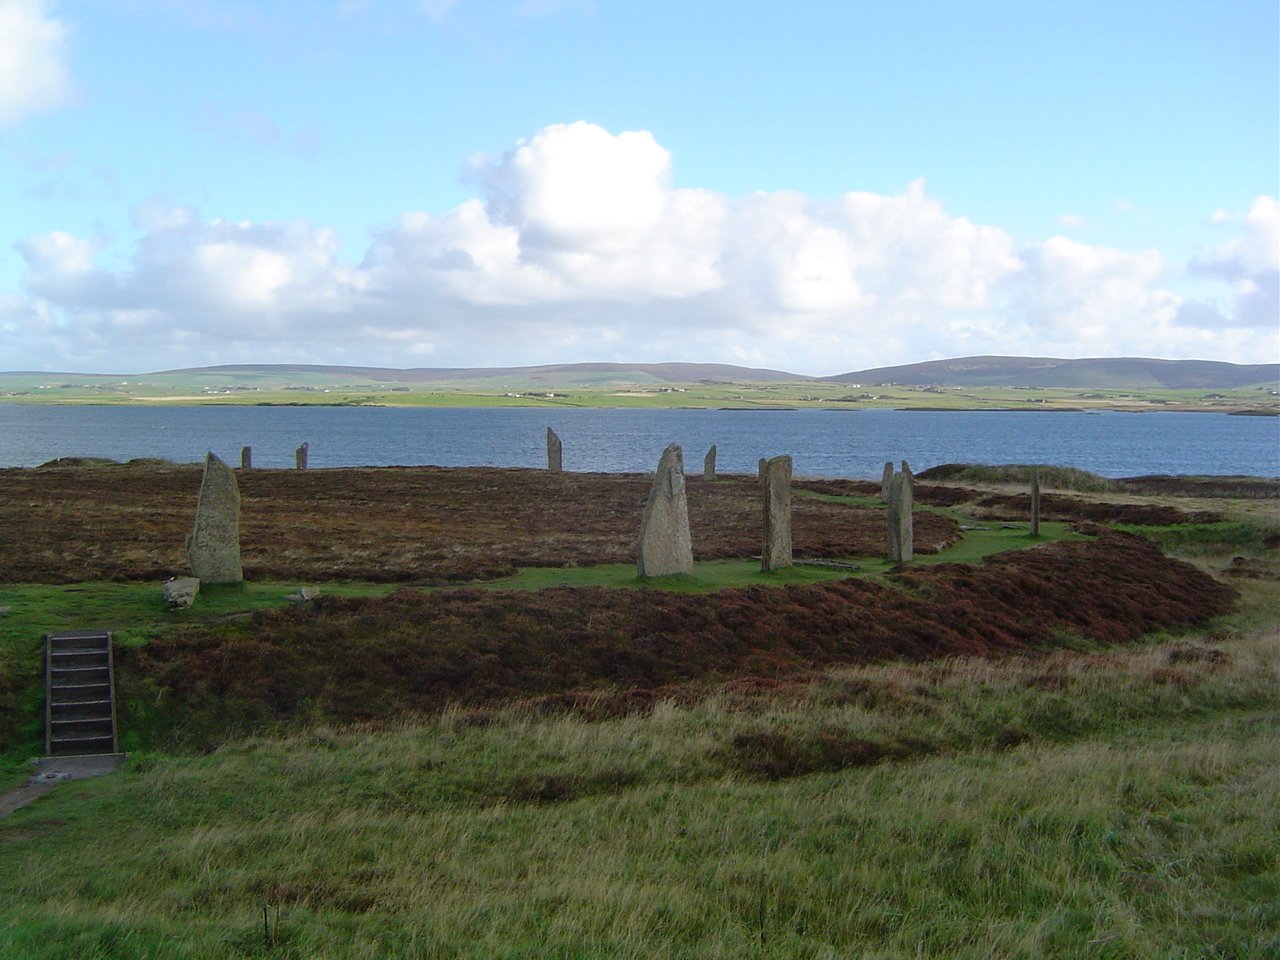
xmin=240 ymin=446 xmax=252 ymax=470
xmin=295 ymin=442 xmax=309 ymax=470
xmin=547 ymin=428 xmax=563 ymax=472
xmin=637 ymin=444 xmax=694 ymax=577
xmin=761 ymin=455 xmax=793 ymax=572
xmin=880 ymin=462 xmax=894 ymax=501
xmin=757 ymin=457 xmax=767 ymax=480
xmin=187 ymin=452 xmax=243 ymax=583
xmin=703 ymin=445 xmax=717 ymax=481
xmin=1030 ymin=472 xmax=1042 ymax=537
xmin=886 ymin=468 xmax=914 ymax=563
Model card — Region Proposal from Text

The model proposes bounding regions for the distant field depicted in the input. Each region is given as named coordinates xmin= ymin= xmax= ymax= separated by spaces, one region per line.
xmin=1 ymin=367 xmax=1277 ymax=413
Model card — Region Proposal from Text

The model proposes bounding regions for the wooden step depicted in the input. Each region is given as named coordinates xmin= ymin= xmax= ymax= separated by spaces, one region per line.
xmin=45 ymin=631 xmax=119 ymax=757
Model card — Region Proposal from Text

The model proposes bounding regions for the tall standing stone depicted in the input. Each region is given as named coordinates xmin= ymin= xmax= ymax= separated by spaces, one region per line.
xmin=880 ymin=462 xmax=894 ymax=501
xmin=547 ymin=428 xmax=563 ymax=472
xmin=637 ymin=444 xmax=694 ymax=577
xmin=240 ymin=446 xmax=252 ymax=470
xmin=703 ymin=445 xmax=717 ymax=481
xmin=1030 ymin=472 xmax=1042 ymax=537
xmin=295 ymin=442 xmax=309 ymax=470
xmin=761 ymin=455 xmax=793 ymax=572
xmin=887 ymin=468 xmax=914 ymax=563
xmin=187 ymin=452 xmax=243 ymax=583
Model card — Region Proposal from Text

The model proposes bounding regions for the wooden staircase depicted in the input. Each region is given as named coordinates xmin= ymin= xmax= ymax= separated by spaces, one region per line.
xmin=44 ymin=630 xmax=120 ymax=757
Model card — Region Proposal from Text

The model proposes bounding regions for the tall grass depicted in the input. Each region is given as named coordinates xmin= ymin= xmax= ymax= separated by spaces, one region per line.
xmin=1 ymin=625 xmax=1275 ymax=958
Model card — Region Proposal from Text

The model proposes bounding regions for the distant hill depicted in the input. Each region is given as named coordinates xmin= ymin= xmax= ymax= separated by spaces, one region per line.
xmin=154 ymin=361 xmax=809 ymax=385
xmin=829 ymin=356 xmax=1280 ymax=389
xmin=5 ymin=357 xmax=1277 ymax=391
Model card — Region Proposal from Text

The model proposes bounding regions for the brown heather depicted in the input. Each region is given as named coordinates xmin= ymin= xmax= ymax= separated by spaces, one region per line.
xmin=0 ymin=464 xmax=960 ymax=584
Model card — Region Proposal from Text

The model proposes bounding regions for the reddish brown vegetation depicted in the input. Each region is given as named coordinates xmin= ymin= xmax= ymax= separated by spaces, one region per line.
xmin=972 ymin=492 xmax=1222 ymax=526
xmin=0 ymin=464 xmax=960 ymax=584
xmin=117 ymin=532 xmax=1235 ymax=747
xmin=1116 ymin=475 xmax=1280 ymax=500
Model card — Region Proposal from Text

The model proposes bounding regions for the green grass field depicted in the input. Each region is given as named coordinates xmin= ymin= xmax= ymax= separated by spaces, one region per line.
xmin=2 ymin=367 xmax=1276 ymax=413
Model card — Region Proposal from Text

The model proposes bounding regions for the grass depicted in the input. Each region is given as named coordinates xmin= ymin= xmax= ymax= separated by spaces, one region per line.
xmin=480 ymin=522 xmax=1076 ymax=591
xmin=0 ymin=624 xmax=1274 ymax=958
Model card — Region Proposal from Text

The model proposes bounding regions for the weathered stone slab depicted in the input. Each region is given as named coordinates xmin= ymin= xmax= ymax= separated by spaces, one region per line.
xmin=285 ymin=586 xmax=319 ymax=604
xmin=547 ymin=428 xmax=563 ymax=472
xmin=880 ymin=462 xmax=894 ymax=501
xmin=1030 ymin=473 xmax=1041 ymax=537
xmin=637 ymin=444 xmax=693 ymax=577
xmin=240 ymin=446 xmax=252 ymax=470
xmin=703 ymin=444 xmax=717 ymax=481
xmin=758 ymin=457 xmax=767 ymax=480
xmin=887 ymin=466 xmax=914 ymax=563
xmin=761 ymin=455 xmax=793 ymax=571
xmin=295 ymin=442 xmax=308 ymax=470
xmin=187 ymin=452 xmax=243 ymax=583
xmin=163 ymin=577 xmax=200 ymax=608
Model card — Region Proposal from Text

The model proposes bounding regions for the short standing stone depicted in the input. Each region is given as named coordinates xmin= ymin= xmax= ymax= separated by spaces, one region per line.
xmin=761 ymin=455 xmax=793 ymax=571
xmin=880 ymin=462 xmax=894 ymax=501
xmin=637 ymin=444 xmax=694 ymax=577
xmin=887 ymin=469 xmax=914 ymax=563
xmin=295 ymin=442 xmax=309 ymax=470
xmin=547 ymin=428 xmax=563 ymax=472
xmin=758 ymin=457 xmax=767 ymax=480
xmin=1030 ymin=473 xmax=1041 ymax=536
xmin=704 ymin=445 xmax=717 ymax=481
xmin=163 ymin=577 xmax=200 ymax=608
xmin=187 ymin=452 xmax=243 ymax=583
xmin=240 ymin=446 xmax=252 ymax=470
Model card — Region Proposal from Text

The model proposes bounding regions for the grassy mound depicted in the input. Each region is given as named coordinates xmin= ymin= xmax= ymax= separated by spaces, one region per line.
xmin=918 ymin=463 xmax=1117 ymax=493
xmin=116 ymin=533 xmax=1234 ymax=751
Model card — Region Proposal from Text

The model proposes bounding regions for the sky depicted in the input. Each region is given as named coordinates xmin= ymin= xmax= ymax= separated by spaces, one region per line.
xmin=1 ymin=0 xmax=1277 ymax=376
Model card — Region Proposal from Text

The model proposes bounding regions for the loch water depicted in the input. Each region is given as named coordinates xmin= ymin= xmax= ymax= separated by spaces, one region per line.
xmin=0 ymin=406 xmax=1277 ymax=478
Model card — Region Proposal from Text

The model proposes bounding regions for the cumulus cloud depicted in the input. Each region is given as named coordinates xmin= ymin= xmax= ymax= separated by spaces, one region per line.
xmin=1005 ymin=237 xmax=1176 ymax=346
xmin=0 ymin=0 xmax=72 ymax=127
xmin=6 ymin=123 xmax=1277 ymax=373
xmin=1181 ymin=195 xmax=1279 ymax=329
xmin=15 ymin=210 xmax=363 ymax=363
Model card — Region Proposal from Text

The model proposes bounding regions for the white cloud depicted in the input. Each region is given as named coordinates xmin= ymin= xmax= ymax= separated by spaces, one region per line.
xmin=0 ymin=0 xmax=72 ymax=128
xmin=1181 ymin=195 xmax=1279 ymax=329
xmin=6 ymin=124 xmax=1277 ymax=373
xmin=1007 ymin=236 xmax=1174 ymax=346
xmin=1058 ymin=213 xmax=1086 ymax=230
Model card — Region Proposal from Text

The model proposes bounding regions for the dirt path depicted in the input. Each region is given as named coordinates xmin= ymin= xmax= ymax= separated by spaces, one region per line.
xmin=0 ymin=780 xmax=57 ymax=817
xmin=0 ymin=755 xmax=125 ymax=818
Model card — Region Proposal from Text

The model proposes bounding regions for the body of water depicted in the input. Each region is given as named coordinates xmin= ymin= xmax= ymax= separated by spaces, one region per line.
xmin=0 ymin=406 xmax=1276 ymax=478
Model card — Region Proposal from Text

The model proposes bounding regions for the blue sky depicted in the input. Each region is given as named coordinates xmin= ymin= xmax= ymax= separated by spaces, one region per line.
xmin=1 ymin=0 xmax=1276 ymax=375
